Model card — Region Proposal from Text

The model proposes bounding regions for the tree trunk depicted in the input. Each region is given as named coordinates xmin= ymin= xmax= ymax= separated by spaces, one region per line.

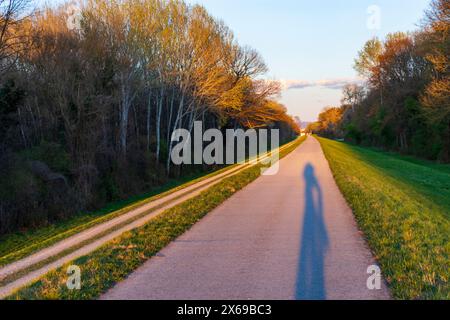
xmin=167 ymin=89 xmax=175 ymax=144
xmin=133 ymin=103 xmax=139 ymax=143
xmin=146 ymin=91 xmax=152 ymax=151
xmin=17 ymin=106 xmax=27 ymax=148
xmin=444 ymin=120 xmax=450 ymax=162
xmin=167 ymin=94 xmax=184 ymax=175
xmin=156 ymin=86 xmax=164 ymax=162
xmin=119 ymin=84 xmax=131 ymax=156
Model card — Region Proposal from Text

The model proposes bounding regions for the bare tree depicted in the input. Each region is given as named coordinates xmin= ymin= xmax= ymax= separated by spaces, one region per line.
xmin=0 ymin=0 xmax=31 ymax=73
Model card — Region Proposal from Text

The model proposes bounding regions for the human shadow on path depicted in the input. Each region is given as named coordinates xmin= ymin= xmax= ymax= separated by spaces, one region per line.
xmin=295 ymin=163 xmax=329 ymax=300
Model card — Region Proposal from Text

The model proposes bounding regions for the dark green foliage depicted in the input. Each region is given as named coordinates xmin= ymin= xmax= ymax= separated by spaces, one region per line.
xmin=0 ymin=79 xmax=25 ymax=115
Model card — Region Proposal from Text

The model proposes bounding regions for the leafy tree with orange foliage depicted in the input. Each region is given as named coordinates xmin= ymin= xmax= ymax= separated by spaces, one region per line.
xmin=322 ymin=0 xmax=449 ymax=161
xmin=421 ymin=0 xmax=450 ymax=160
xmin=307 ymin=107 xmax=343 ymax=138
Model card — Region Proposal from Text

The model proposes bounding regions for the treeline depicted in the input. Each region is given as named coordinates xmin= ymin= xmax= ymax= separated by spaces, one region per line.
xmin=0 ymin=0 xmax=299 ymax=235
xmin=308 ymin=0 xmax=449 ymax=162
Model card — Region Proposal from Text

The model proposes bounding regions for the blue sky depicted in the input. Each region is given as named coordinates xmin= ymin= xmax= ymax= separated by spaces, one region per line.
xmin=186 ymin=0 xmax=432 ymax=121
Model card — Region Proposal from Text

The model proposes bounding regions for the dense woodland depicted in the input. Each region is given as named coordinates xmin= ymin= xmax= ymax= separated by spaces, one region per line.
xmin=0 ymin=0 xmax=299 ymax=235
xmin=308 ymin=0 xmax=449 ymax=162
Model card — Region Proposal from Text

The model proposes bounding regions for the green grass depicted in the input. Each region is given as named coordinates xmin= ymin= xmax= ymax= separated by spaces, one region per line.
xmin=0 ymin=167 xmax=237 ymax=268
xmin=6 ymin=137 xmax=305 ymax=300
xmin=317 ymin=137 xmax=450 ymax=300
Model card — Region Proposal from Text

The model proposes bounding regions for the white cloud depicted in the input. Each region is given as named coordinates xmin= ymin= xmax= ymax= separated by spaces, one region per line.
xmin=280 ymin=77 xmax=364 ymax=90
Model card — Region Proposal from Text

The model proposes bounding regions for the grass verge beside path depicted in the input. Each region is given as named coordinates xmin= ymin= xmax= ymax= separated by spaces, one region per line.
xmin=317 ymin=137 xmax=450 ymax=300
xmin=0 ymin=166 xmax=240 ymax=268
xmin=7 ymin=137 xmax=305 ymax=300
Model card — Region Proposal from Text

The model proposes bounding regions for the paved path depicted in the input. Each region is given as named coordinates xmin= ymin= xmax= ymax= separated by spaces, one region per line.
xmin=102 ymin=137 xmax=390 ymax=300
xmin=1 ymin=143 xmax=293 ymax=299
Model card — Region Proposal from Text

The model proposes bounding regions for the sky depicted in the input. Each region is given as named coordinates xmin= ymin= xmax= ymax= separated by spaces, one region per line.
xmin=186 ymin=0 xmax=432 ymax=121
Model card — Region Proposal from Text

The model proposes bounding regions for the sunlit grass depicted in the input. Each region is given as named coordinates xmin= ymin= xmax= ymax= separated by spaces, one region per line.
xmin=318 ymin=137 xmax=450 ymax=300
xmin=0 ymin=169 xmax=231 ymax=268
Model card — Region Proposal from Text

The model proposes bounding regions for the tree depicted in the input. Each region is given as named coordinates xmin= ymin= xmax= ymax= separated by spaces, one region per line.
xmin=421 ymin=0 xmax=450 ymax=160
xmin=354 ymin=38 xmax=383 ymax=82
xmin=341 ymin=84 xmax=365 ymax=112
xmin=0 ymin=0 xmax=31 ymax=73
xmin=0 ymin=0 xmax=300 ymax=235
xmin=308 ymin=107 xmax=344 ymax=138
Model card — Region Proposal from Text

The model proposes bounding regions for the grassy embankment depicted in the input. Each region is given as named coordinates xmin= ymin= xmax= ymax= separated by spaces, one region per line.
xmin=6 ymin=137 xmax=305 ymax=299
xmin=0 ymin=166 xmax=238 ymax=268
xmin=318 ymin=137 xmax=449 ymax=300
xmin=0 ymin=138 xmax=297 ymax=268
